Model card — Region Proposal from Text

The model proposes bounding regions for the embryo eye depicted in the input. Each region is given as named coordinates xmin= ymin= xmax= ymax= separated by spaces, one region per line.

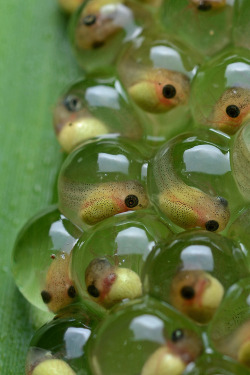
xmin=226 ymin=105 xmax=240 ymax=118
xmin=171 ymin=329 xmax=184 ymax=342
xmin=125 ymin=195 xmax=139 ymax=208
xmin=64 ymin=95 xmax=82 ymax=112
xmin=181 ymin=286 xmax=195 ymax=299
xmin=87 ymin=284 xmax=100 ymax=298
xmin=83 ymin=14 xmax=97 ymax=26
xmin=162 ymin=84 xmax=176 ymax=99
xmin=205 ymin=220 xmax=219 ymax=232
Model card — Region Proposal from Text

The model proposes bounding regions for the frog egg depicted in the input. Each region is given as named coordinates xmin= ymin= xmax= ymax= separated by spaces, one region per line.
xmin=190 ymin=47 xmax=250 ymax=134
xmin=142 ymin=230 xmax=249 ymax=324
xmin=117 ymin=32 xmax=201 ymax=145
xmin=58 ymin=137 xmax=149 ymax=230
xmin=231 ymin=120 xmax=250 ymax=201
xmin=53 ymin=76 xmax=144 ymax=153
xmin=69 ymin=0 xmax=154 ymax=72
xmin=71 ymin=210 xmax=173 ymax=309
xmin=208 ymin=277 xmax=250 ymax=368
xmin=147 ymin=129 xmax=236 ymax=232
xmin=58 ymin=0 xmax=83 ymax=14
xmin=160 ymin=0 xmax=234 ymax=57
xmin=87 ymin=296 xmax=203 ymax=375
xmin=26 ymin=304 xmax=101 ymax=375
xmin=183 ymin=352 xmax=250 ymax=375
xmin=12 ymin=205 xmax=82 ymax=312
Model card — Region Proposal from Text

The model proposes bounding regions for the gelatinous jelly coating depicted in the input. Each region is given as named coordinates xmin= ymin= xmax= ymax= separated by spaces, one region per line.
xmin=58 ymin=0 xmax=83 ymax=14
xmin=26 ymin=304 xmax=101 ymax=375
xmin=11 ymin=206 xmax=82 ymax=312
xmin=183 ymin=352 xmax=250 ymax=375
xmin=87 ymin=296 xmax=203 ymax=375
xmin=160 ymin=0 xmax=234 ymax=57
xmin=58 ymin=138 xmax=149 ymax=229
xmin=85 ymin=257 xmax=142 ymax=308
xmin=142 ymin=230 xmax=248 ymax=324
xmin=69 ymin=0 xmax=153 ymax=71
xmin=71 ymin=210 xmax=172 ymax=307
xmin=147 ymin=132 xmax=231 ymax=231
xmin=41 ymin=253 xmax=77 ymax=313
xmin=190 ymin=47 xmax=250 ymax=131
xmin=53 ymin=77 xmax=144 ymax=153
xmin=231 ymin=121 xmax=250 ymax=200
xmin=209 ymin=87 xmax=250 ymax=134
xmin=128 ymin=68 xmax=190 ymax=113
xmin=209 ymin=277 xmax=250 ymax=367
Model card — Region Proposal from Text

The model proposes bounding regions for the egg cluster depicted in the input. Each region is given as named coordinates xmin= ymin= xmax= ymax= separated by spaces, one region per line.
xmin=11 ymin=0 xmax=250 ymax=374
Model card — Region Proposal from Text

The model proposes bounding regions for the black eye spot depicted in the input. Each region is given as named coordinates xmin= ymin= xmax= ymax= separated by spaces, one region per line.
xmin=181 ymin=286 xmax=195 ymax=300
xmin=205 ymin=220 xmax=219 ymax=232
xmin=162 ymin=84 xmax=176 ymax=99
xmin=172 ymin=329 xmax=184 ymax=342
xmin=197 ymin=1 xmax=212 ymax=11
xmin=83 ymin=14 xmax=96 ymax=26
xmin=226 ymin=105 xmax=240 ymax=118
xmin=67 ymin=285 xmax=76 ymax=298
xmin=64 ymin=95 xmax=82 ymax=112
xmin=87 ymin=284 xmax=100 ymax=298
xmin=218 ymin=196 xmax=228 ymax=207
xmin=125 ymin=194 xmax=139 ymax=208
xmin=92 ymin=41 xmax=105 ymax=49
xmin=41 ymin=290 xmax=52 ymax=304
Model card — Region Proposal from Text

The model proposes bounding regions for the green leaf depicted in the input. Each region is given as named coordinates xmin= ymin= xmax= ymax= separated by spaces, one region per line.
xmin=0 ymin=1 xmax=82 ymax=373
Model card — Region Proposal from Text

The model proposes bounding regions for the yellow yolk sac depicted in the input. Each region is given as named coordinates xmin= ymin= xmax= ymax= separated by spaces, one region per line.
xmin=41 ymin=253 xmax=77 ymax=313
xmin=85 ymin=258 xmax=142 ymax=308
xmin=170 ymin=270 xmax=224 ymax=324
xmin=128 ymin=68 xmax=190 ymax=113
xmin=59 ymin=179 xmax=149 ymax=227
xmin=75 ymin=0 xmax=125 ymax=50
xmin=152 ymin=147 xmax=230 ymax=232
xmin=209 ymin=87 xmax=250 ymax=134
xmin=190 ymin=0 xmax=226 ymax=11
xmin=32 ymin=359 xmax=76 ymax=375
xmin=141 ymin=328 xmax=203 ymax=375
xmin=53 ymin=94 xmax=109 ymax=153
xmin=58 ymin=0 xmax=83 ymax=14
xmin=141 ymin=346 xmax=186 ymax=375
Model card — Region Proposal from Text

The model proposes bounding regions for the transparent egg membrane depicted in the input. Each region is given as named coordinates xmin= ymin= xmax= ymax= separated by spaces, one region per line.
xmin=87 ymin=296 xmax=203 ymax=375
xmin=160 ymin=0 xmax=235 ymax=57
xmin=12 ymin=206 xmax=82 ymax=312
xmin=69 ymin=0 xmax=154 ymax=72
xmin=117 ymin=33 xmax=201 ymax=144
xmin=190 ymin=48 xmax=250 ymax=135
xmin=147 ymin=128 xmax=246 ymax=232
xmin=71 ymin=211 xmax=173 ymax=308
xmin=142 ymin=230 xmax=249 ymax=324
xmin=53 ymin=76 xmax=144 ymax=153
xmin=58 ymin=137 xmax=149 ymax=229
xmin=26 ymin=304 xmax=101 ymax=375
